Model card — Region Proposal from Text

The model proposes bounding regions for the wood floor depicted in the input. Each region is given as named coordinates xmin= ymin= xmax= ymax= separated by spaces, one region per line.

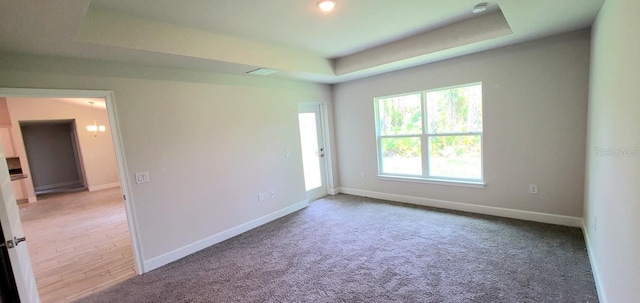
xmin=18 ymin=187 xmax=136 ymax=303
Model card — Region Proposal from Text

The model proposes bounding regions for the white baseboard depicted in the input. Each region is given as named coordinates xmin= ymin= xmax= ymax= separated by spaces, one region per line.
xmin=28 ymin=196 xmax=37 ymax=203
xmin=582 ymin=223 xmax=606 ymax=303
xmin=142 ymin=200 xmax=310 ymax=273
xmin=338 ymin=187 xmax=583 ymax=227
xmin=88 ymin=182 xmax=120 ymax=192
xmin=34 ymin=180 xmax=82 ymax=192
xmin=327 ymin=188 xmax=341 ymax=195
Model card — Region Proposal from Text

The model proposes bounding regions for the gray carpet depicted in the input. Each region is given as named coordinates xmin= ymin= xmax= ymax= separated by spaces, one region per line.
xmin=77 ymin=194 xmax=598 ymax=303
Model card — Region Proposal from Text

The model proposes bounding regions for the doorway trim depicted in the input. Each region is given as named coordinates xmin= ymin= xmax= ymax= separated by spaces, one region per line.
xmin=298 ymin=102 xmax=335 ymax=196
xmin=0 ymin=87 xmax=143 ymax=274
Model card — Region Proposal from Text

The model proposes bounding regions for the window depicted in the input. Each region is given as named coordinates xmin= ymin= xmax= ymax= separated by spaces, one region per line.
xmin=374 ymin=83 xmax=483 ymax=184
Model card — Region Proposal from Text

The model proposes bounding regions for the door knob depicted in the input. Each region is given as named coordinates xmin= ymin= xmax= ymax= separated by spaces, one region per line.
xmin=4 ymin=236 xmax=26 ymax=248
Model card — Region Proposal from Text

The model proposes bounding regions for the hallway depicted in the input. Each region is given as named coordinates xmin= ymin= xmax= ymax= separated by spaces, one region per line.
xmin=18 ymin=187 xmax=135 ymax=302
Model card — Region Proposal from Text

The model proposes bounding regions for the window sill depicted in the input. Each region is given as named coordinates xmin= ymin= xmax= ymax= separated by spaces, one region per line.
xmin=377 ymin=175 xmax=486 ymax=188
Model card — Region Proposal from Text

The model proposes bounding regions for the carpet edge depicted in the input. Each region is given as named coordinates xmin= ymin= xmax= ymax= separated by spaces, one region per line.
xmin=338 ymin=187 xmax=583 ymax=227
xmin=142 ymin=199 xmax=309 ymax=272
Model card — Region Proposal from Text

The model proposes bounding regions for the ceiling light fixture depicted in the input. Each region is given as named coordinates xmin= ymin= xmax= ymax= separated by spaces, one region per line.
xmin=317 ymin=0 xmax=336 ymax=12
xmin=86 ymin=101 xmax=106 ymax=137
xmin=472 ymin=2 xmax=488 ymax=14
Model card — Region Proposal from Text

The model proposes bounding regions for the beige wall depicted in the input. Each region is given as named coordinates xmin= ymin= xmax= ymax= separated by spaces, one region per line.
xmin=6 ymin=98 xmax=118 ymax=200
xmin=584 ymin=0 xmax=640 ymax=301
xmin=332 ymin=29 xmax=590 ymax=218
xmin=0 ymin=56 xmax=333 ymax=266
xmin=0 ymin=98 xmax=11 ymax=126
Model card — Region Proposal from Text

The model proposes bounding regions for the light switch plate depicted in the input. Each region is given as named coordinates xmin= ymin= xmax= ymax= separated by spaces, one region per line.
xmin=135 ymin=172 xmax=149 ymax=184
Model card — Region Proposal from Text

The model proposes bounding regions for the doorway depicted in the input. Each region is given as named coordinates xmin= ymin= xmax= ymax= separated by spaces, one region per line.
xmin=12 ymin=98 xmax=132 ymax=302
xmin=298 ymin=104 xmax=328 ymax=201
xmin=0 ymin=88 xmax=142 ymax=302
xmin=20 ymin=120 xmax=86 ymax=195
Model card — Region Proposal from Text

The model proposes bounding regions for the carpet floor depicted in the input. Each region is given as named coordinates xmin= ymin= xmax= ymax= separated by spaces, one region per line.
xmin=77 ymin=194 xmax=598 ymax=303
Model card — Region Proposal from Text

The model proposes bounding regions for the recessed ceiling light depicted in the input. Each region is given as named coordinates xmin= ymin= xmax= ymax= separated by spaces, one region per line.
xmin=472 ymin=2 xmax=488 ymax=14
xmin=317 ymin=0 xmax=336 ymax=12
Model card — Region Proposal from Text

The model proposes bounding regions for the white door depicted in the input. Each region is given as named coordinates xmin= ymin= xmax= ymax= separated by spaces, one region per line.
xmin=0 ymin=142 xmax=40 ymax=302
xmin=298 ymin=104 xmax=328 ymax=201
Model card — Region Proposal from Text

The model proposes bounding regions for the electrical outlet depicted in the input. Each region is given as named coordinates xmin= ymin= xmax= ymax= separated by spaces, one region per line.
xmin=529 ymin=184 xmax=538 ymax=195
xmin=270 ymin=190 xmax=276 ymax=198
xmin=257 ymin=193 xmax=265 ymax=202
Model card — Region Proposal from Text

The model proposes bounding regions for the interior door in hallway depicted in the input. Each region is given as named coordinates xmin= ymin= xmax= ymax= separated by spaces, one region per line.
xmin=0 ymin=142 xmax=40 ymax=302
xmin=298 ymin=104 xmax=327 ymax=201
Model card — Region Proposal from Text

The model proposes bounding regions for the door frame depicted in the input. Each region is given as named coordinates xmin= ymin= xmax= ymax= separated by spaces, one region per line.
xmin=298 ymin=102 xmax=335 ymax=197
xmin=0 ymin=87 xmax=144 ymax=274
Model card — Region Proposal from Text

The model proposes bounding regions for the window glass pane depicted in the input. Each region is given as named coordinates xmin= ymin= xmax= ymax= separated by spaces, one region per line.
xmin=428 ymin=135 xmax=481 ymax=180
xmin=426 ymin=85 xmax=482 ymax=134
xmin=378 ymin=94 xmax=422 ymax=135
xmin=381 ymin=137 xmax=422 ymax=175
xmin=298 ymin=113 xmax=322 ymax=191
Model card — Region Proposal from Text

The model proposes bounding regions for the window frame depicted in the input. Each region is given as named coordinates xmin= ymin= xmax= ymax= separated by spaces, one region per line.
xmin=374 ymin=82 xmax=485 ymax=187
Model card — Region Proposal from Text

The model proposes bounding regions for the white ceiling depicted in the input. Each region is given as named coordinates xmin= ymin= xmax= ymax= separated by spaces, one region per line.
xmin=0 ymin=0 xmax=604 ymax=83
xmin=90 ymin=0 xmax=500 ymax=58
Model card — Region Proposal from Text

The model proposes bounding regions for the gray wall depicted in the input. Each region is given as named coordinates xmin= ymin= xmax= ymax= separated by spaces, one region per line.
xmin=584 ymin=0 xmax=640 ymax=301
xmin=21 ymin=122 xmax=82 ymax=191
xmin=0 ymin=57 xmax=333 ymax=269
xmin=332 ymin=29 xmax=591 ymax=218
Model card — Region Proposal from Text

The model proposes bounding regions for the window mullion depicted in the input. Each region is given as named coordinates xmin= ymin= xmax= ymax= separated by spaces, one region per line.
xmin=379 ymin=134 xmax=422 ymax=139
xmin=426 ymin=132 xmax=482 ymax=137
xmin=421 ymin=91 xmax=429 ymax=178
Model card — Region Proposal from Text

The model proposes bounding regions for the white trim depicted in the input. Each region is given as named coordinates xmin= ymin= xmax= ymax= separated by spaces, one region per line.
xmin=327 ymin=188 xmax=341 ymax=195
xmin=0 ymin=88 xmax=114 ymax=98
xmin=319 ymin=103 xmax=336 ymax=194
xmin=143 ymin=200 xmax=309 ymax=272
xmin=104 ymin=91 xmax=145 ymax=275
xmin=337 ymin=187 xmax=583 ymax=227
xmin=0 ymin=87 xmax=144 ymax=275
xmin=377 ymin=175 xmax=485 ymax=188
xmin=27 ymin=196 xmax=37 ymax=203
xmin=88 ymin=182 xmax=120 ymax=192
xmin=582 ymin=223 xmax=606 ymax=303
